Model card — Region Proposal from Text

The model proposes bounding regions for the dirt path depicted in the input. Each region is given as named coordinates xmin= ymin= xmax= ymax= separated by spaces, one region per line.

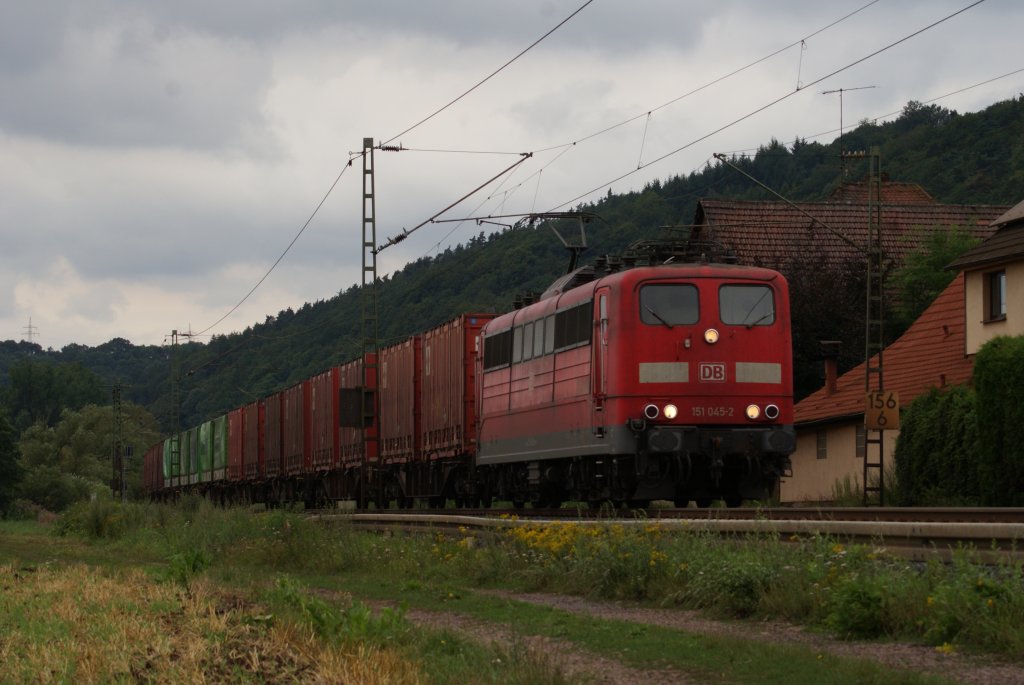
xmin=374 ymin=590 xmax=1024 ymax=685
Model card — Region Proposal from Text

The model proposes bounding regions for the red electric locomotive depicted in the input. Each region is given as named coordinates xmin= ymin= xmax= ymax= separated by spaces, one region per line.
xmin=143 ymin=237 xmax=794 ymax=509
xmin=477 ymin=247 xmax=795 ymax=507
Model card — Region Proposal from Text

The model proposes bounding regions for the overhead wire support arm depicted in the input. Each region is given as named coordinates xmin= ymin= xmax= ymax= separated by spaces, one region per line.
xmin=376 ymin=153 xmax=533 ymax=254
xmin=712 ymin=153 xmax=864 ymax=254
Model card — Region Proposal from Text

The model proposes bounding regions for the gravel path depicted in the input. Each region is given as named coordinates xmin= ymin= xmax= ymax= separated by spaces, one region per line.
xmin=366 ymin=587 xmax=1024 ymax=684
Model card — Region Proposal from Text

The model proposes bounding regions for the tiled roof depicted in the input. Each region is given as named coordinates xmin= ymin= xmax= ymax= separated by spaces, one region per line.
xmin=947 ymin=223 xmax=1024 ymax=271
xmin=990 ymin=198 xmax=1024 ymax=228
xmin=794 ymin=272 xmax=972 ymax=425
xmin=827 ymin=180 xmax=934 ymax=204
xmin=694 ymin=198 xmax=1006 ymax=271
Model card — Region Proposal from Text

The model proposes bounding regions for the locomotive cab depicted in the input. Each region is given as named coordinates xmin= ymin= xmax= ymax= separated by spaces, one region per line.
xmin=477 ymin=260 xmax=795 ymax=508
xmin=599 ymin=264 xmax=795 ymax=506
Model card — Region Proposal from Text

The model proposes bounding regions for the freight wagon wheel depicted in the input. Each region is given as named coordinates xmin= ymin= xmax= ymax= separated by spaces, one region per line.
xmin=695 ymin=498 xmax=713 ymax=508
xmin=724 ymin=494 xmax=744 ymax=508
xmin=512 ymin=499 xmax=526 ymax=510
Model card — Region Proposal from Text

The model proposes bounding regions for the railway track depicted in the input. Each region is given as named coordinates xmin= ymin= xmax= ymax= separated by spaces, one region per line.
xmin=311 ymin=506 xmax=1024 ymax=563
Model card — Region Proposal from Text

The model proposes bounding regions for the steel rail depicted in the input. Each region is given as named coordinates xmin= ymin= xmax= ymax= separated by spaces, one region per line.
xmin=312 ymin=510 xmax=1024 ymax=563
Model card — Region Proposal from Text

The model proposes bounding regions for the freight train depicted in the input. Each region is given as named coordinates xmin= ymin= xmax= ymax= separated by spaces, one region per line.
xmin=144 ymin=239 xmax=796 ymax=508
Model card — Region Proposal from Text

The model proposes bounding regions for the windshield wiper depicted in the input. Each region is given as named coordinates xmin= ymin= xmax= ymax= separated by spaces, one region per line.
xmin=745 ymin=310 xmax=775 ymax=328
xmin=741 ymin=289 xmax=772 ymax=326
xmin=644 ymin=305 xmax=673 ymax=329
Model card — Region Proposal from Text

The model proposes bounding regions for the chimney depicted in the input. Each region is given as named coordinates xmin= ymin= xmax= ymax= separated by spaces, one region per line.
xmin=820 ymin=341 xmax=842 ymax=396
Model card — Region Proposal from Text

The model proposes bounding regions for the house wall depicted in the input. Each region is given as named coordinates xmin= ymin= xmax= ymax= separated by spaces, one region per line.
xmin=964 ymin=261 xmax=1024 ymax=355
xmin=780 ymin=421 xmax=899 ymax=503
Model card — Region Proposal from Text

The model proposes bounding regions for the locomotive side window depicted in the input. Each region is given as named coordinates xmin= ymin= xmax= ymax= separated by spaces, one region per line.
xmin=639 ymin=284 xmax=698 ymax=326
xmin=512 ymin=326 xmax=524 ymax=363
xmin=533 ymin=318 xmax=546 ymax=357
xmin=719 ymin=285 xmax=775 ymax=326
xmin=522 ymin=322 xmax=535 ymax=360
xmin=544 ymin=314 xmax=555 ymax=354
xmin=483 ymin=329 xmax=513 ymax=370
xmin=554 ymin=300 xmax=593 ymax=350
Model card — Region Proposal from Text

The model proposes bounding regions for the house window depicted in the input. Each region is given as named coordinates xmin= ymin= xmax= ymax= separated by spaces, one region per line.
xmin=816 ymin=430 xmax=827 ymax=460
xmin=855 ymin=424 xmax=866 ymax=459
xmin=985 ymin=270 xmax=1006 ymax=322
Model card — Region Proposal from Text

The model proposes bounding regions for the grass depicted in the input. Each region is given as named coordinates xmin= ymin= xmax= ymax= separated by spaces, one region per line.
xmin=3 ymin=498 xmax=1022 ymax=684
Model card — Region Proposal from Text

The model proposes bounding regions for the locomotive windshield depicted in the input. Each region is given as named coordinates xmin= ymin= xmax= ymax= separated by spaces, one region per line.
xmin=719 ymin=284 xmax=775 ymax=326
xmin=639 ymin=284 xmax=699 ymax=327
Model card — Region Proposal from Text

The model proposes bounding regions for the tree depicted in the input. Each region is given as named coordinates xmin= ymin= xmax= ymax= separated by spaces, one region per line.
xmin=2 ymin=361 xmax=105 ymax=431
xmin=0 ymin=409 xmax=22 ymax=516
xmin=888 ymin=226 xmax=979 ymax=336
xmin=16 ymin=402 xmax=161 ymax=510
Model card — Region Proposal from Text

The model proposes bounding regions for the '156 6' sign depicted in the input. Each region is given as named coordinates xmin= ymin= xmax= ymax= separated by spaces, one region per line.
xmin=865 ymin=391 xmax=900 ymax=430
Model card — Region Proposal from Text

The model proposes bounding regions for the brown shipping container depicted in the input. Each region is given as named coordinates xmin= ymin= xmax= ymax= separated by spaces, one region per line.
xmin=144 ymin=443 xmax=162 ymax=495
xmin=264 ymin=391 xmax=283 ymax=479
xmin=310 ymin=368 xmax=340 ymax=471
xmin=380 ymin=338 xmax=420 ymax=465
xmin=421 ymin=314 xmax=494 ymax=459
xmin=227 ymin=408 xmax=244 ymax=481
xmin=243 ymin=400 xmax=264 ymax=480
xmin=283 ymin=380 xmax=312 ymax=476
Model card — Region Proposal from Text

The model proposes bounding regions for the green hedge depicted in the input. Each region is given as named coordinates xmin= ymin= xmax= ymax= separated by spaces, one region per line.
xmin=974 ymin=335 xmax=1024 ymax=505
xmin=895 ymin=335 xmax=1024 ymax=506
xmin=894 ymin=385 xmax=980 ymax=505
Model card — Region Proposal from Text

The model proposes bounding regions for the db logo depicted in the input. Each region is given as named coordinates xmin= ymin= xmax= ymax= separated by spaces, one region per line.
xmin=698 ymin=362 xmax=727 ymax=383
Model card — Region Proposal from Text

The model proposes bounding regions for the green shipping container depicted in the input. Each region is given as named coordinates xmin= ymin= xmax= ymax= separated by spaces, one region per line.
xmin=212 ymin=415 xmax=228 ymax=481
xmin=198 ymin=421 xmax=213 ymax=483
xmin=186 ymin=426 xmax=200 ymax=485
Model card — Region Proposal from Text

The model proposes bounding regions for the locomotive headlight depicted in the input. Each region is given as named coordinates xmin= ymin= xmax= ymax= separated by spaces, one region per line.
xmin=643 ymin=404 xmax=660 ymax=420
xmin=765 ymin=404 xmax=780 ymax=420
xmin=704 ymin=328 xmax=720 ymax=344
xmin=663 ymin=404 xmax=679 ymax=420
xmin=745 ymin=404 xmax=761 ymax=420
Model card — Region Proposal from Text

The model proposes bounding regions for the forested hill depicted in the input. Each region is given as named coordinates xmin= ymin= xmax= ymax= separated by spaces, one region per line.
xmin=4 ymin=96 xmax=1023 ymax=431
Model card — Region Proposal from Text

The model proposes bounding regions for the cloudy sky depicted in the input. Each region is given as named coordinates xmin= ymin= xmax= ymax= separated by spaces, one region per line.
xmin=1 ymin=0 xmax=1019 ymax=349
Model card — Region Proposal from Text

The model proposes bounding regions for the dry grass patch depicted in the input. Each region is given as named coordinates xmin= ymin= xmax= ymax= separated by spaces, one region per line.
xmin=0 ymin=563 xmax=423 ymax=684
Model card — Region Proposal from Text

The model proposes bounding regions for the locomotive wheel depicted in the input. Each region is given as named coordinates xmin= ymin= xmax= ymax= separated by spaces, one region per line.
xmin=627 ymin=499 xmax=650 ymax=510
xmin=724 ymin=494 xmax=744 ymax=508
xmin=512 ymin=499 xmax=526 ymax=509
xmin=696 ymin=498 xmax=713 ymax=508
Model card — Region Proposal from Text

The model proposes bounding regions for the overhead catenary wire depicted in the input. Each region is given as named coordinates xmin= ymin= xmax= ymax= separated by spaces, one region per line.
xmin=192 ymin=1 xmax=593 ymax=340
xmin=444 ymin=0 xmax=887 ymax=234
xmin=529 ymin=0 xmax=883 ymax=157
xmin=546 ymin=0 xmax=987 ymax=212
xmin=380 ymin=0 xmax=595 ymax=147
xmin=718 ymin=66 xmax=1024 ymax=157
xmin=192 ymin=159 xmax=356 ymax=338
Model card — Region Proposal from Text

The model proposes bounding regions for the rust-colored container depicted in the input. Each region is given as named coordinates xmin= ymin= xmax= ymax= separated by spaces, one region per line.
xmin=282 ymin=380 xmax=312 ymax=476
xmin=421 ymin=314 xmax=494 ymax=460
xmin=264 ymin=391 xmax=283 ymax=479
xmin=227 ymin=408 xmax=244 ymax=481
xmin=380 ymin=337 xmax=420 ymax=465
xmin=144 ymin=442 xmax=163 ymax=495
xmin=339 ymin=354 xmax=378 ymax=469
xmin=243 ymin=400 xmax=264 ymax=480
xmin=310 ymin=368 xmax=340 ymax=471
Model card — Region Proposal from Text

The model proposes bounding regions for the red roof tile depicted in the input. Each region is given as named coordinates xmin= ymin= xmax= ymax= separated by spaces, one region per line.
xmin=828 ymin=180 xmax=934 ymax=204
xmin=694 ymin=198 xmax=1006 ymax=271
xmin=794 ymin=272 xmax=972 ymax=425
